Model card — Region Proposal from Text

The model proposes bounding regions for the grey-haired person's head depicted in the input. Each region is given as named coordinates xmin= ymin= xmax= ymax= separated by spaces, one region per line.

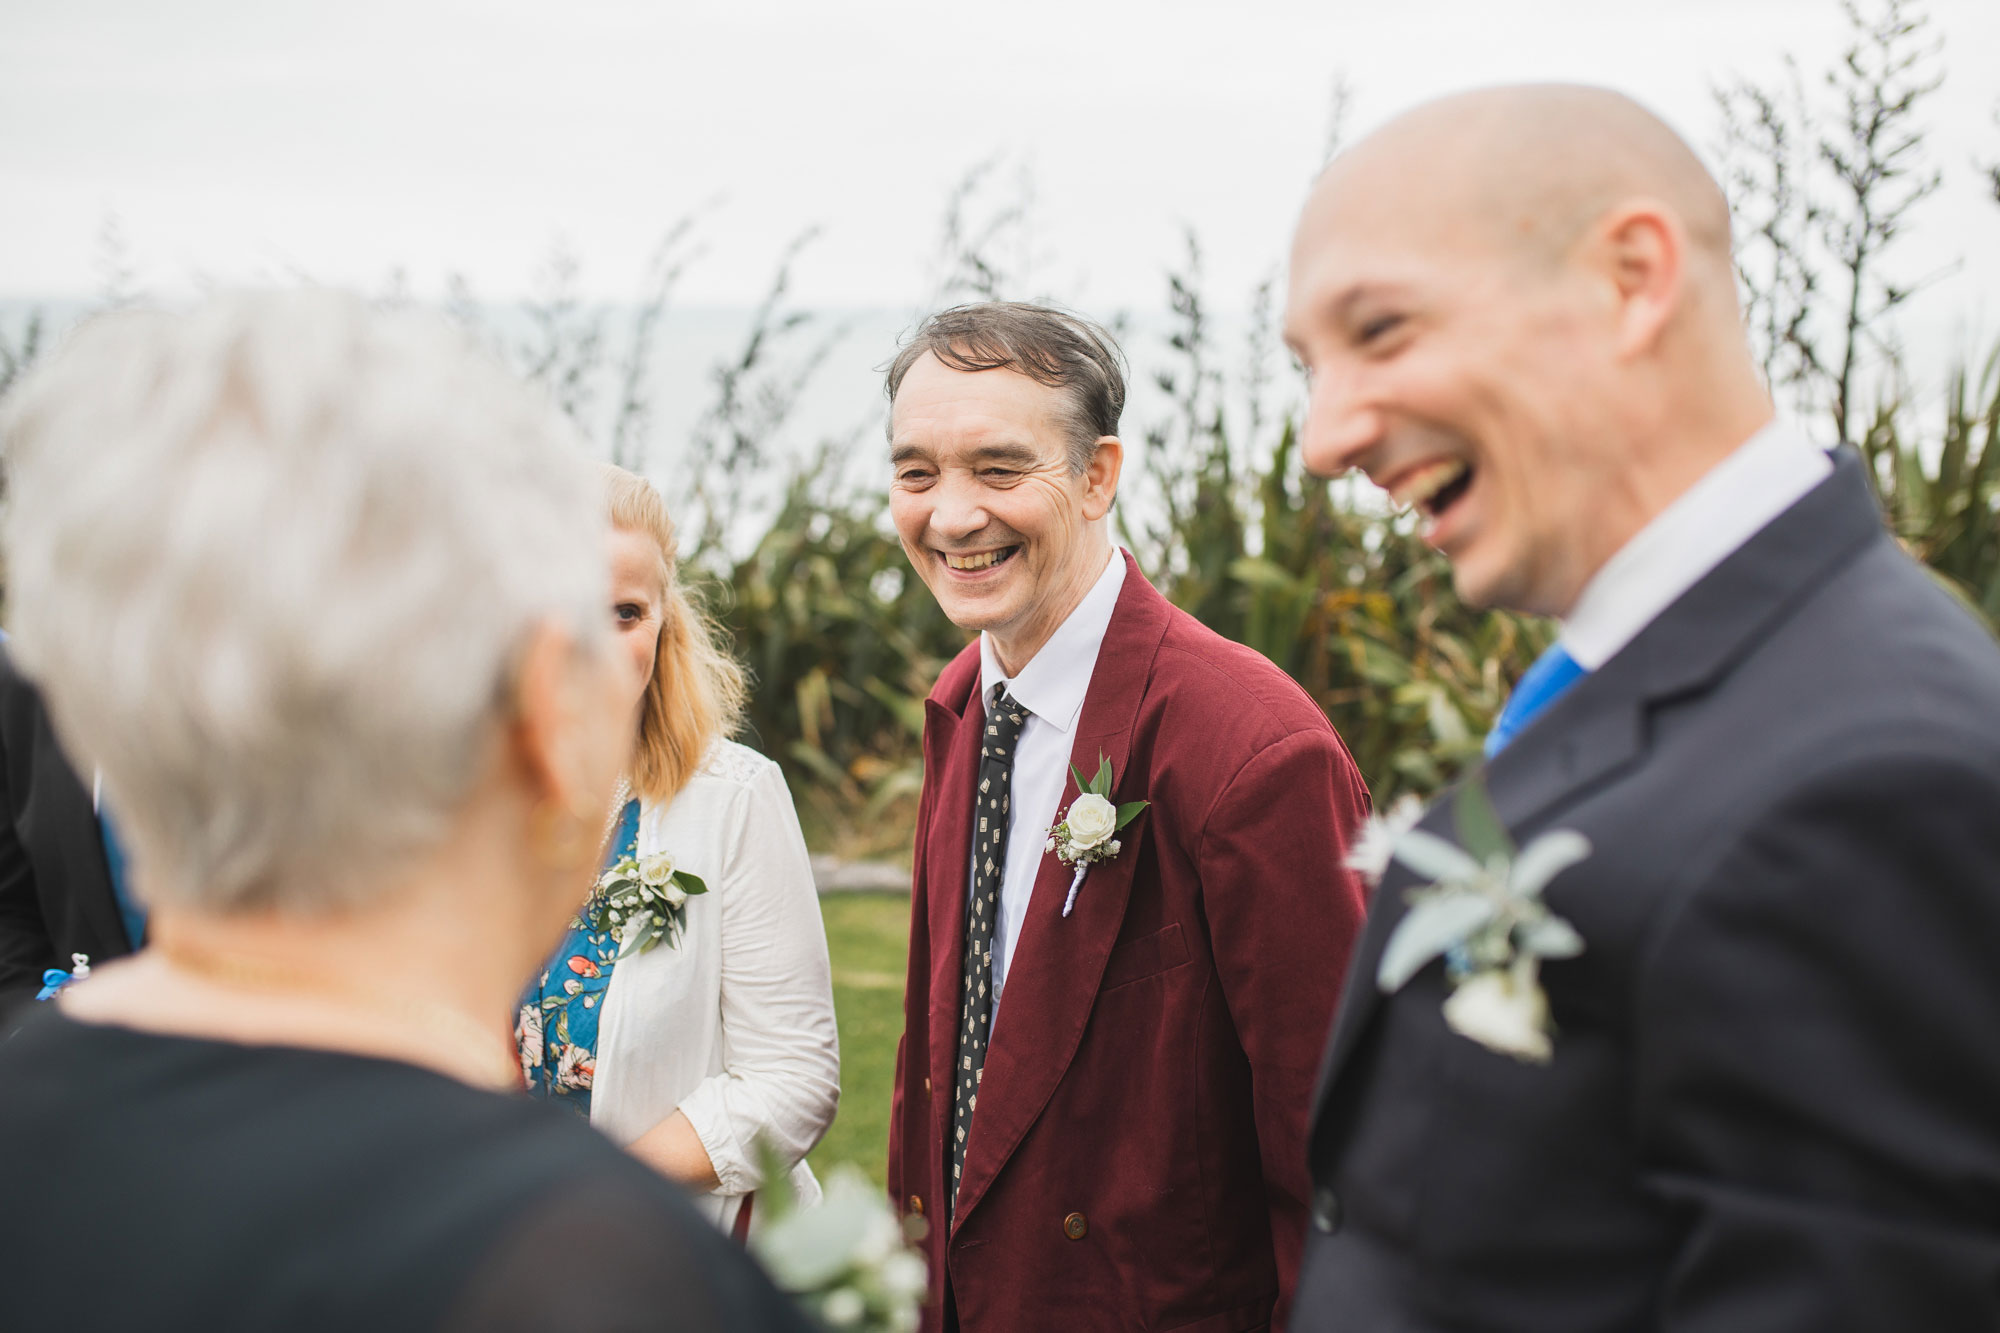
xmin=1 ymin=289 xmax=613 ymax=915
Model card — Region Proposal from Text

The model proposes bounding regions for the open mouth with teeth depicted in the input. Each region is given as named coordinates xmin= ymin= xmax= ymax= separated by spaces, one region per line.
xmin=1390 ymin=458 xmax=1475 ymax=522
xmin=941 ymin=546 xmax=1021 ymax=572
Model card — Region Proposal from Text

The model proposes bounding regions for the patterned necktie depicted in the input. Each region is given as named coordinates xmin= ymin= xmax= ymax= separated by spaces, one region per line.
xmin=1484 ymin=643 xmax=1588 ymax=757
xmin=952 ymin=685 xmax=1029 ymax=1215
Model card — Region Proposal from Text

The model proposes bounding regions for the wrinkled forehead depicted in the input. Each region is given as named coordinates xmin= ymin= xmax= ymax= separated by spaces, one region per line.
xmin=888 ymin=354 xmax=1070 ymax=461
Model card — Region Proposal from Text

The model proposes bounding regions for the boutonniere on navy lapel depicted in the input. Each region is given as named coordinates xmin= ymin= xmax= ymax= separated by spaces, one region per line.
xmin=583 ymin=850 xmax=708 ymax=958
xmin=1046 ymin=752 xmax=1149 ymax=918
xmin=1347 ymin=778 xmax=1591 ymax=1063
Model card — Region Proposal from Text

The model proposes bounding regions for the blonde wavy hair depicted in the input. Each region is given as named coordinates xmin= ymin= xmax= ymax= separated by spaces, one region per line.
xmin=605 ymin=466 xmax=747 ymax=805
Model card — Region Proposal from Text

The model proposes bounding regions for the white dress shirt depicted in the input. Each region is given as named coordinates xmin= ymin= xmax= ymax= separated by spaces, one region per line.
xmin=589 ymin=740 xmax=842 ymax=1235
xmin=974 ymin=546 xmax=1127 ymax=1007
xmin=1561 ymin=421 xmax=1834 ymax=669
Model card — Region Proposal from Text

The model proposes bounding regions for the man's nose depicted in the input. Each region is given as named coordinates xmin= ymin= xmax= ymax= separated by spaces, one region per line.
xmin=1298 ymin=363 xmax=1384 ymax=479
xmin=927 ymin=473 xmax=991 ymax=541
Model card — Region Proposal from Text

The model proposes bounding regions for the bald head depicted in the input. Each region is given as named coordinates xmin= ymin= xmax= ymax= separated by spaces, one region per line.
xmin=1324 ymin=85 xmax=1732 ymax=271
xmin=1284 ymin=83 xmax=1774 ymax=620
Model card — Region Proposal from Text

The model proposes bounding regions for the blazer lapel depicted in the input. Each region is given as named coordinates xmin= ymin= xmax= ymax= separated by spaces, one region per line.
xmin=1313 ymin=449 xmax=1886 ymax=1114
xmin=923 ymin=684 xmax=988 ymax=1169
xmin=950 ymin=554 xmax=1172 ymax=1232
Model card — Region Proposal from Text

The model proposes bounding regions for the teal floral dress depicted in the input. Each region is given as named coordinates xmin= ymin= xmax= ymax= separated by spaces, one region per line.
xmin=516 ymin=799 xmax=640 ymax=1118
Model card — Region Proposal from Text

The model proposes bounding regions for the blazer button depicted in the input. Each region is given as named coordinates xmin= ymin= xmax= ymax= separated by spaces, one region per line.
xmin=924 ymin=1077 xmax=932 ymax=1095
xmin=1311 ymin=1186 xmax=1341 ymax=1235
xmin=1062 ymin=1212 xmax=1088 ymax=1241
xmin=909 ymin=1196 xmax=924 ymax=1218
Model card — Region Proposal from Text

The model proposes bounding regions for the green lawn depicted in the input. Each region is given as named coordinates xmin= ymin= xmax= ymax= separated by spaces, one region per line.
xmin=808 ymin=892 xmax=912 ymax=1186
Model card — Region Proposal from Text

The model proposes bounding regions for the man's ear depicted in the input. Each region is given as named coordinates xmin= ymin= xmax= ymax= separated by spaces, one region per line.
xmin=509 ymin=620 xmax=578 ymax=813
xmin=509 ymin=618 xmax=627 ymax=826
xmin=1590 ymin=200 xmax=1684 ymax=360
xmin=1081 ymin=436 xmax=1124 ymax=521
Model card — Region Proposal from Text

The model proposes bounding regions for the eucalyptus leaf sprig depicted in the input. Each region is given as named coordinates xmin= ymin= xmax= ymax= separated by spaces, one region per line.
xmin=1362 ymin=778 xmax=1591 ymax=1063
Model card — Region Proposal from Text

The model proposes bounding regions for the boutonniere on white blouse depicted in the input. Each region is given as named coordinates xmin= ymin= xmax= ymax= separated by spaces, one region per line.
xmin=1046 ymin=752 xmax=1149 ymax=918
xmin=581 ymin=850 xmax=708 ymax=958
xmin=1349 ymin=778 xmax=1590 ymax=1064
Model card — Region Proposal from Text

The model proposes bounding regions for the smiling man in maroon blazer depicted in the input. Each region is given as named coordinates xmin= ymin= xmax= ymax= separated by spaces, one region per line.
xmin=882 ymin=302 xmax=1371 ymax=1333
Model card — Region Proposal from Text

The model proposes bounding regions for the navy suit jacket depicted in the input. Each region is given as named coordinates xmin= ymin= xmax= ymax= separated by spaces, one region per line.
xmin=1296 ymin=450 xmax=2000 ymax=1330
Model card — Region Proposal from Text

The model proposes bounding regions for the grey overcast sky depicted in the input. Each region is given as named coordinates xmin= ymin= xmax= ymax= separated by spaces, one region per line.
xmin=2 ymin=0 xmax=1996 ymax=334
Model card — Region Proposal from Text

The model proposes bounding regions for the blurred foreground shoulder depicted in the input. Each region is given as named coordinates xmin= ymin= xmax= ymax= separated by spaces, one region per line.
xmin=441 ymin=1163 xmax=815 ymax=1333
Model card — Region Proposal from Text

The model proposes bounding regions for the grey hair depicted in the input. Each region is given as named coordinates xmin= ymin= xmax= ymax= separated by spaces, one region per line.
xmin=0 ymin=289 xmax=609 ymax=915
xmin=884 ymin=301 xmax=1126 ymax=474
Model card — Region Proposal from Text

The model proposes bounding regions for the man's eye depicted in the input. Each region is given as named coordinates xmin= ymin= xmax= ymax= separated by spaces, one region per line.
xmin=1359 ymin=314 xmax=1405 ymax=344
xmin=980 ymin=469 xmax=1019 ymax=481
xmin=897 ymin=470 xmax=935 ymax=485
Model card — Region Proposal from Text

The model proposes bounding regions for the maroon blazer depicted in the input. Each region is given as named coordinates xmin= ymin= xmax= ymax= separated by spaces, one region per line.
xmin=886 ymin=554 xmax=1370 ymax=1333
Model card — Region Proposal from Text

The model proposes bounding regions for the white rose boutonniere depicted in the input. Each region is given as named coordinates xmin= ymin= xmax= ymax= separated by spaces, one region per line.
xmin=1063 ymin=793 xmax=1119 ymax=850
xmin=1047 ymin=752 xmax=1148 ymax=918
xmin=1367 ymin=776 xmax=1590 ymax=1064
xmin=581 ymin=849 xmax=708 ymax=958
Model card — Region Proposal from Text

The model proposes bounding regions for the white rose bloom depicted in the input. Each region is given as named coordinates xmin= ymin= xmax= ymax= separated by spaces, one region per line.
xmin=1442 ymin=966 xmax=1553 ymax=1063
xmin=1064 ymin=793 xmax=1118 ymax=850
xmin=853 ymin=1211 xmax=902 ymax=1266
xmin=662 ymin=880 xmax=688 ymax=909
xmin=821 ymin=1288 xmax=865 ymax=1326
xmin=881 ymin=1250 xmax=928 ymax=1299
xmin=638 ymin=852 xmax=676 ymax=886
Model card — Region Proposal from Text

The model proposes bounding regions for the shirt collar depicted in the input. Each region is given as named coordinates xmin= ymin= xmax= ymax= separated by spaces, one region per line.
xmin=1561 ymin=420 xmax=1834 ymax=671
xmin=979 ymin=548 xmax=1127 ymax=733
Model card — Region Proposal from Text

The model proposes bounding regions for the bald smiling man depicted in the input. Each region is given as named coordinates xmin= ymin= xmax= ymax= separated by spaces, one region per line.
xmin=1286 ymin=86 xmax=2000 ymax=1331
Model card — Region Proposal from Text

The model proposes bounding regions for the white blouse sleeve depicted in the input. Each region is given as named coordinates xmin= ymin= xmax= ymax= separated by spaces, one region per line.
xmin=674 ymin=758 xmax=841 ymax=1196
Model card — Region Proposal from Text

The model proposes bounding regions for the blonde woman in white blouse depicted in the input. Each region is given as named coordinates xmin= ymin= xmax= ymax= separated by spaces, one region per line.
xmin=517 ymin=465 xmax=840 ymax=1234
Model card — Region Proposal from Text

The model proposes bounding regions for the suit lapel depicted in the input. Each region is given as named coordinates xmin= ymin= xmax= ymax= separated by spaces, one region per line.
xmin=950 ymin=554 xmax=1172 ymax=1232
xmin=923 ymin=680 xmax=987 ymax=1169
xmin=1313 ymin=449 xmax=1886 ymax=1114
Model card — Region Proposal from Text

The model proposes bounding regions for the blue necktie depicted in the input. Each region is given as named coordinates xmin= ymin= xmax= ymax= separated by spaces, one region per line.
xmin=1485 ymin=644 xmax=1587 ymax=757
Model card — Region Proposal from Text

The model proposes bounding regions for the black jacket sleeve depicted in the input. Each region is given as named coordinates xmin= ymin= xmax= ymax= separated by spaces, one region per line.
xmin=0 ymin=652 xmax=56 ymax=1016
xmin=1640 ymin=743 xmax=2000 ymax=1331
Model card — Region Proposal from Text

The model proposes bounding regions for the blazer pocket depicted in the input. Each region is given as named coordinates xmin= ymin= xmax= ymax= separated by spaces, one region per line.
xmin=1101 ymin=922 xmax=1191 ymax=992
